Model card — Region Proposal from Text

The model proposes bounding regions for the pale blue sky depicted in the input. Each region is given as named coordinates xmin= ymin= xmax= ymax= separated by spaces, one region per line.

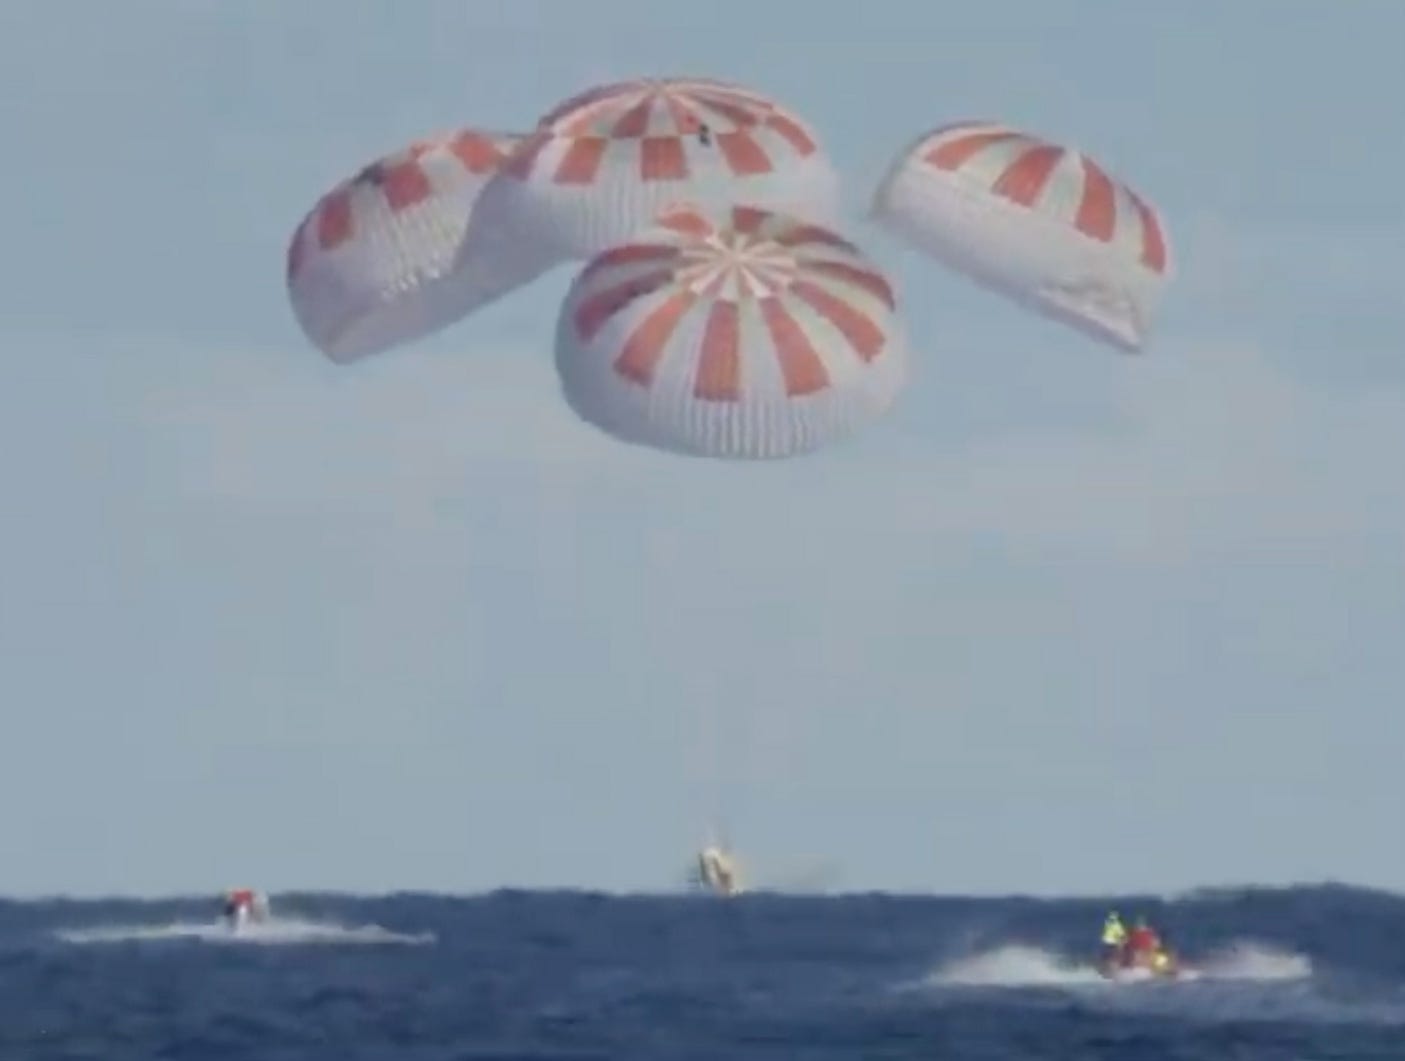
xmin=2 ymin=2 xmax=1403 ymax=898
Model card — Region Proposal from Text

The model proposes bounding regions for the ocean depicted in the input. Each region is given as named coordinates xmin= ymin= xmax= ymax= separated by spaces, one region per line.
xmin=2 ymin=883 xmax=1401 ymax=1059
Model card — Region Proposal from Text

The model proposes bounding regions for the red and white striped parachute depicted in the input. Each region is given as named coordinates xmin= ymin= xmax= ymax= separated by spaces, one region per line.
xmin=286 ymin=128 xmax=524 ymax=363
xmin=871 ymin=121 xmax=1171 ymax=352
xmin=555 ymin=204 xmax=907 ymax=459
xmin=453 ymin=78 xmax=843 ymax=314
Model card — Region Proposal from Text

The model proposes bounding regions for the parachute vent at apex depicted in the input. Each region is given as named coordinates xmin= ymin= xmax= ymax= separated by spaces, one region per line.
xmin=870 ymin=120 xmax=1172 ymax=352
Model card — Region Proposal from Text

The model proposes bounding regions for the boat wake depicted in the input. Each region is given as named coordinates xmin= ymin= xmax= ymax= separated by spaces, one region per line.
xmin=901 ymin=940 xmax=1405 ymax=1027
xmin=927 ymin=941 xmax=1311 ymax=988
xmin=54 ymin=916 xmax=434 ymax=947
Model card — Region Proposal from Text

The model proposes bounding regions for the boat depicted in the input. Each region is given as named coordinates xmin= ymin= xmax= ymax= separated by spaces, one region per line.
xmin=221 ymin=888 xmax=271 ymax=931
xmin=1098 ymin=942 xmax=1185 ymax=981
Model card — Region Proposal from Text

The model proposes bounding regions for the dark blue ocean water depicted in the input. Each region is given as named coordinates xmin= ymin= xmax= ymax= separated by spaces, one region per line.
xmin=2 ymin=884 xmax=1403 ymax=1059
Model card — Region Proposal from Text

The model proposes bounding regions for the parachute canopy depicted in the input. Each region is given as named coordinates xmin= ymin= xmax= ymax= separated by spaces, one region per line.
xmin=453 ymin=78 xmax=843 ymax=315
xmin=871 ymin=121 xmax=1170 ymax=352
xmin=286 ymin=128 xmax=524 ymax=363
xmin=554 ymin=204 xmax=907 ymax=459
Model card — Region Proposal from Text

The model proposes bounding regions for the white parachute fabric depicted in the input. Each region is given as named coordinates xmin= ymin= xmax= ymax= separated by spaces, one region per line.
xmin=870 ymin=121 xmax=1170 ymax=352
xmin=554 ymin=204 xmax=908 ymax=460
xmin=452 ymin=78 xmax=844 ymax=314
xmin=286 ymin=128 xmax=525 ymax=363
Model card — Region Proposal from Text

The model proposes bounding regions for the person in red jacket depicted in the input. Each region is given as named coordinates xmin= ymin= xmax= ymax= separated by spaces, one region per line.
xmin=1125 ymin=916 xmax=1161 ymax=962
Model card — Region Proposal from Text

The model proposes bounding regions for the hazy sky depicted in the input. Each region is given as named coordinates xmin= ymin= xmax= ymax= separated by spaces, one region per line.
xmin=2 ymin=1 xmax=1402 ymax=898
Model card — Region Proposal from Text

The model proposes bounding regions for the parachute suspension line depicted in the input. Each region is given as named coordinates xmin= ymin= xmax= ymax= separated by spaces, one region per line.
xmin=704 ymin=662 xmax=728 ymax=852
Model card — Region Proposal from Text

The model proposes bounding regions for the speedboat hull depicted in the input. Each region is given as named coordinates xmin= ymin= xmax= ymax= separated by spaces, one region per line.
xmin=1098 ymin=951 xmax=1184 ymax=982
xmin=223 ymin=903 xmax=271 ymax=933
xmin=1100 ymin=963 xmax=1181 ymax=983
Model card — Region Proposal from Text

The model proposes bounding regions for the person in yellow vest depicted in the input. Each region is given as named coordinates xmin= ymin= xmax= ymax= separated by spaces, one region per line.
xmin=1101 ymin=910 xmax=1127 ymax=965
